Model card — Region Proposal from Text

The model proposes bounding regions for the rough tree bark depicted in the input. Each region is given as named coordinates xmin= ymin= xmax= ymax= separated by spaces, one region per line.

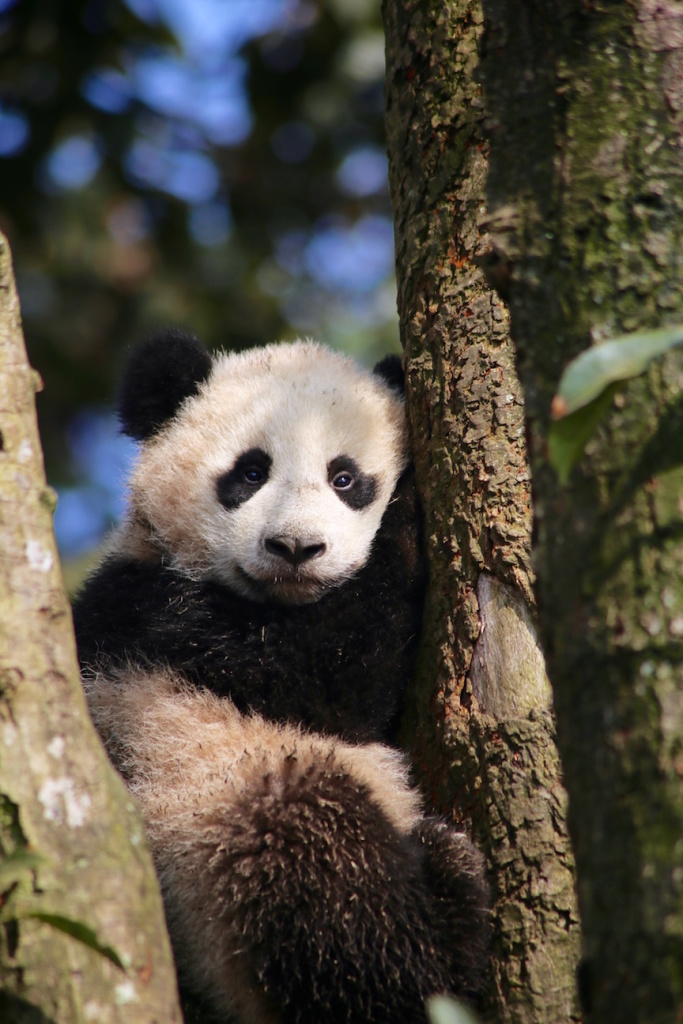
xmin=383 ymin=3 xmax=581 ymax=1022
xmin=481 ymin=3 xmax=683 ymax=1022
xmin=0 ymin=233 xmax=182 ymax=1023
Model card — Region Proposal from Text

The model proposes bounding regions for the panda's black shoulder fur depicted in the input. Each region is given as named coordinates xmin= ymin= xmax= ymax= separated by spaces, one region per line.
xmin=73 ymin=465 xmax=424 ymax=743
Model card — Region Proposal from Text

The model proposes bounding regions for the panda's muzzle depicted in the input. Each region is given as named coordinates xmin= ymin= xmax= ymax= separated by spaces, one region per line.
xmin=264 ymin=536 xmax=326 ymax=567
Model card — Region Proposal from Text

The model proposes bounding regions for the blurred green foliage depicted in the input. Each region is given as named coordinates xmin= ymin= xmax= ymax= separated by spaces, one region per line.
xmin=0 ymin=0 xmax=397 ymax=516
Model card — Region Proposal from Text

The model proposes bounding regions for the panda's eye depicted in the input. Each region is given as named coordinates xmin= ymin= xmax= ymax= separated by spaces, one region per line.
xmin=243 ymin=466 xmax=265 ymax=484
xmin=327 ymin=455 xmax=377 ymax=511
xmin=332 ymin=470 xmax=354 ymax=490
xmin=217 ymin=448 xmax=272 ymax=510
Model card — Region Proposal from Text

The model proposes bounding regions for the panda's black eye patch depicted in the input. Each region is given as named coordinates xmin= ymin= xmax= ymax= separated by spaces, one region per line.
xmin=328 ymin=456 xmax=377 ymax=510
xmin=217 ymin=448 xmax=272 ymax=510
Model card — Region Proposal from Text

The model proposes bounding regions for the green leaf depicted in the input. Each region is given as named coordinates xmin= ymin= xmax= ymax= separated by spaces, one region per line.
xmin=426 ymin=995 xmax=480 ymax=1024
xmin=548 ymin=385 xmax=617 ymax=485
xmin=551 ymin=325 xmax=683 ymax=419
xmin=26 ymin=912 xmax=126 ymax=970
xmin=0 ymin=850 xmax=43 ymax=886
xmin=548 ymin=325 xmax=683 ymax=482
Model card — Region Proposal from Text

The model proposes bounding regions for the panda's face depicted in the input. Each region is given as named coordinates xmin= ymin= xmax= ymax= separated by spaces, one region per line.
xmin=126 ymin=342 xmax=408 ymax=604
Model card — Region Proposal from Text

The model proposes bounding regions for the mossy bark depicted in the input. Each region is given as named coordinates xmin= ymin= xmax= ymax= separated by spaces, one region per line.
xmin=383 ymin=3 xmax=581 ymax=1022
xmin=0 ymin=233 xmax=182 ymax=1023
xmin=480 ymin=2 xmax=683 ymax=1021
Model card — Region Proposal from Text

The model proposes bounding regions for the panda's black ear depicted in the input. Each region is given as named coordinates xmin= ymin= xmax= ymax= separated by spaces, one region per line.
xmin=373 ymin=354 xmax=405 ymax=396
xmin=118 ymin=329 xmax=213 ymax=441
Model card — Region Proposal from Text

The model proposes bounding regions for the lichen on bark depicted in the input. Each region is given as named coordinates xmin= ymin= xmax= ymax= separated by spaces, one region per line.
xmin=383 ymin=2 xmax=582 ymax=1021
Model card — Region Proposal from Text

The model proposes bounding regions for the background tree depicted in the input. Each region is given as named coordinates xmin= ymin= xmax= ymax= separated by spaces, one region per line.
xmin=480 ymin=2 xmax=683 ymax=1021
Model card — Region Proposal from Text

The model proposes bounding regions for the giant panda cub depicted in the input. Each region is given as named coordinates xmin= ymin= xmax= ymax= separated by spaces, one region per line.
xmin=73 ymin=330 xmax=489 ymax=1024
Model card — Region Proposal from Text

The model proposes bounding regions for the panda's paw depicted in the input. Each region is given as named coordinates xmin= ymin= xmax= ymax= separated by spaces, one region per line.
xmin=413 ymin=816 xmax=491 ymax=1000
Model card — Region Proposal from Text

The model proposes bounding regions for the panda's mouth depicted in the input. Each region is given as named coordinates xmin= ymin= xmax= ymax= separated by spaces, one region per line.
xmin=236 ymin=565 xmax=329 ymax=605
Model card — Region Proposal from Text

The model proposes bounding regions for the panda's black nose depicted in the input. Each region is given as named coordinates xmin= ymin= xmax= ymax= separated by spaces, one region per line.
xmin=264 ymin=536 xmax=326 ymax=566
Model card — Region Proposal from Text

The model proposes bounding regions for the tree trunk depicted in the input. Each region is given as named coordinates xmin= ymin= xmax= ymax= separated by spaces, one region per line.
xmin=383 ymin=3 xmax=581 ymax=1022
xmin=480 ymin=3 xmax=683 ymax=1022
xmin=0 ymin=233 xmax=182 ymax=1023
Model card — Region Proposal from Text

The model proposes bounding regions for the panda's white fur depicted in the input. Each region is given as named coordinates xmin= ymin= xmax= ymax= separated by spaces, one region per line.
xmin=114 ymin=340 xmax=408 ymax=604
